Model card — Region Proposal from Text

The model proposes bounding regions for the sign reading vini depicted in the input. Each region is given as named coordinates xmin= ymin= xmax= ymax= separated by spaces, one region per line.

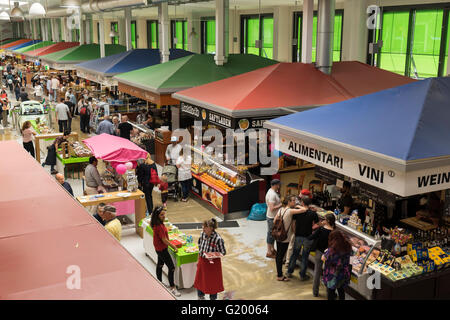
xmin=287 ymin=141 xmax=344 ymax=170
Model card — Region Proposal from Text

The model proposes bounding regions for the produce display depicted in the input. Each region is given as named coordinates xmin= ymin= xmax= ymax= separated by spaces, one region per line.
xmin=199 ymin=173 xmax=235 ymax=193
xmin=36 ymin=122 xmax=52 ymax=134
xmin=70 ymin=141 xmax=92 ymax=158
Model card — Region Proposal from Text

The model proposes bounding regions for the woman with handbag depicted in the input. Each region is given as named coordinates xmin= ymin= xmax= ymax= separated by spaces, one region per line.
xmin=137 ymin=154 xmax=158 ymax=215
xmin=321 ymin=230 xmax=352 ymax=300
xmin=308 ymin=213 xmax=336 ymax=297
xmin=194 ymin=218 xmax=226 ymax=300
xmin=273 ymin=195 xmax=308 ymax=282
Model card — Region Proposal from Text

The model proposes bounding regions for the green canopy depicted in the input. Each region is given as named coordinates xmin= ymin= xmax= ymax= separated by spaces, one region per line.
xmin=114 ymin=53 xmax=278 ymax=94
xmin=15 ymin=41 xmax=54 ymax=53
xmin=41 ymin=44 xmax=127 ymax=63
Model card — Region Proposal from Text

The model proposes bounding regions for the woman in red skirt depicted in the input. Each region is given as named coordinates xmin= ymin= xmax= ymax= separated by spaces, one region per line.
xmin=194 ymin=218 xmax=226 ymax=300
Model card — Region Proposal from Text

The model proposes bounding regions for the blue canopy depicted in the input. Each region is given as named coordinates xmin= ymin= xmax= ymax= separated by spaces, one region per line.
xmin=8 ymin=40 xmax=41 ymax=51
xmin=266 ymin=77 xmax=450 ymax=162
xmin=75 ymin=48 xmax=193 ymax=77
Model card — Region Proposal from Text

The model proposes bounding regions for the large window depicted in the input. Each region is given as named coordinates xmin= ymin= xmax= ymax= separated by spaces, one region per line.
xmin=146 ymin=20 xmax=159 ymax=49
xmin=241 ymin=14 xmax=273 ymax=59
xmin=201 ymin=18 xmax=215 ymax=54
xmin=293 ymin=10 xmax=344 ymax=63
xmin=374 ymin=5 xmax=450 ymax=78
xmin=171 ymin=20 xmax=187 ymax=50
xmin=131 ymin=20 xmax=137 ymax=49
xmin=111 ymin=22 xmax=119 ymax=44
xmin=72 ymin=28 xmax=80 ymax=42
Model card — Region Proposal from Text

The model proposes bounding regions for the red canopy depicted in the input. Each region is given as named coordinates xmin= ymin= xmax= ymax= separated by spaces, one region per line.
xmin=173 ymin=61 xmax=415 ymax=118
xmin=25 ymin=42 xmax=80 ymax=57
xmin=0 ymin=39 xmax=31 ymax=49
xmin=0 ymin=141 xmax=173 ymax=300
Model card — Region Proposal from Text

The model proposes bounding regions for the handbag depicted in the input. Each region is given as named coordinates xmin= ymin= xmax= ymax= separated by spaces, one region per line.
xmin=149 ymin=167 xmax=160 ymax=185
xmin=271 ymin=208 xmax=291 ymax=242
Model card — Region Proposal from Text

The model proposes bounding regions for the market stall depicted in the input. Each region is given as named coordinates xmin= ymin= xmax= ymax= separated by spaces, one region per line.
xmin=0 ymin=39 xmax=30 ymax=49
xmin=0 ymin=141 xmax=173 ymax=299
xmin=114 ymin=53 xmax=277 ymax=165
xmin=173 ymin=61 xmax=414 ymax=196
xmin=265 ymin=77 xmax=450 ymax=299
xmin=40 ymin=44 xmax=127 ymax=71
xmin=22 ymin=41 xmax=80 ymax=61
xmin=4 ymin=40 xmax=41 ymax=56
xmin=140 ymin=217 xmax=199 ymax=289
xmin=34 ymin=132 xmax=79 ymax=164
xmin=82 ymin=133 xmax=148 ymax=232
xmin=75 ymin=48 xmax=193 ymax=87
xmin=13 ymin=41 xmax=54 ymax=55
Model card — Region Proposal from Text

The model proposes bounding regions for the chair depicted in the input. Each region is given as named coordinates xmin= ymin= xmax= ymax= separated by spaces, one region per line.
xmin=285 ymin=173 xmax=306 ymax=197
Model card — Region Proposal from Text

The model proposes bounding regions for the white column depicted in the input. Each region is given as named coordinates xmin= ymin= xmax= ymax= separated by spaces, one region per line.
xmin=85 ymin=16 xmax=91 ymax=44
xmin=40 ymin=20 xmax=46 ymax=41
xmin=24 ymin=20 xmax=31 ymax=39
xmin=302 ymin=0 xmax=314 ymax=63
xmin=124 ymin=8 xmax=132 ymax=50
xmin=99 ymin=19 xmax=106 ymax=57
xmin=79 ymin=10 xmax=85 ymax=44
xmin=273 ymin=6 xmax=290 ymax=62
xmin=51 ymin=19 xmax=59 ymax=42
xmin=118 ymin=18 xmax=126 ymax=46
xmin=186 ymin=11 xmax=200 ymax=53
xmin=215 ymin=0 xmax=229 ymax=66
xmin=61 ymin=18 xmax=66 ymax=42
xmin=342 ymin=0 xmax=368 ymax=62
xmin=32 ymin=20 xmax=37 ymax=40
xmin=159 ymin=2 xmax=170 ymax=63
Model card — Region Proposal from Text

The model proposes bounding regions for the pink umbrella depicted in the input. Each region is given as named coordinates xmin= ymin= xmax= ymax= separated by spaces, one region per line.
xmin=83 ymin=134 xmax=148 ymax=168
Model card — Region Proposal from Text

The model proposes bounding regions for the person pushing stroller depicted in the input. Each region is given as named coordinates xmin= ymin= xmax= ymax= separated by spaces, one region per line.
xmin=165 ymin=136 xmax=182 ymax=165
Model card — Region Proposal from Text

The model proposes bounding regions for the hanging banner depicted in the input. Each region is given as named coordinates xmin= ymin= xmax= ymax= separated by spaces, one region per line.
xmin=279 ymin=133 xmax=450 ymax=197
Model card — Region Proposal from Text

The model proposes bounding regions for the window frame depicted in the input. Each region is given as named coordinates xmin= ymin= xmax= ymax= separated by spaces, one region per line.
xmin=146 ymin=20 xmax=159 ymax=49
xmin=170 ymin=19 xmax=187 ymax=50
xmin=291 ymin=9 xmax=344 ymax=63
xmin=201 ymin=16 xmax=215 ymax=54
xmin=240 ymin=13 xmax=274 ymax=58
xmin=110 ymin=21 xmax=119 ymax=44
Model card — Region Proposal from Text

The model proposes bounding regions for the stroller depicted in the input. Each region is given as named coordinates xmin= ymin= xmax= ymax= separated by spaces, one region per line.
xmin=162 ymin=164 xmax=180 ymax=201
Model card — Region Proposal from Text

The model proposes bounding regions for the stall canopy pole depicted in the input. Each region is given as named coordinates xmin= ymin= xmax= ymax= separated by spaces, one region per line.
xmin=214 ymin=0 xmax=229 ymax=66
xmin=99 ymin=18 xmax=106 ymax=58
xmin=301 ymin=0 xmax=314 ymax=63
xmin=158 ymin=2 xmax=170 ymax=63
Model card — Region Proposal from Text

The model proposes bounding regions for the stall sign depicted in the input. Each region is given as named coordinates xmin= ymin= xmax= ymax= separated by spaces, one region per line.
xmin=202 ymin=183 xmax=224 ymax=212
xmin=236 ymin=117 xmax=274 ymax=130
xmin=405 ymin=166 xmax=450 ymax=197
xmin=181 ymin=102 xmax=200 ymax=118
xmin=353 ymin=180 xmax=398 ymax=207
xmin=208 ymin=111 xmax=232 ymax=128
xmin=279 ymin=133 xmax=406 ymax=196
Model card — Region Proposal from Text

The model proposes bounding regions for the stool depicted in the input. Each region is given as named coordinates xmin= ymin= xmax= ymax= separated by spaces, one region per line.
xmin=285 ymin=173 xmax=305 ymax=197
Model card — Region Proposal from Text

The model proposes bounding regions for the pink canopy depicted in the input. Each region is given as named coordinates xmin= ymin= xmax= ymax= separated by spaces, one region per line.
xmin=83 ymin=134 xmax=148 ymax=167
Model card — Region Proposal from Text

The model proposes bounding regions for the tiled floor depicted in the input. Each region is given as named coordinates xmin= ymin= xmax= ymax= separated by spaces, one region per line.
xmin=1 ymin=89 xmax=340 ymax=300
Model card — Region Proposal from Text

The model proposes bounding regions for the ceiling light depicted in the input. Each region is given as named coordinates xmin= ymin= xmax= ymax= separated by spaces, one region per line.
xmin=29 ymin=2 xmax=46 ymax=16
xmin=0 ymin=11 xmax=10 ymax=21
xmin=10 ymin=2 xmax=24 ymax=21
xmin=60 ymin=0 xmax=80 ymax=8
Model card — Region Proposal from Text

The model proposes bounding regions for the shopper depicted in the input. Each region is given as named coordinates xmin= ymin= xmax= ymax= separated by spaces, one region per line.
xmin=158 ymin=174 xmax=169 ymax=208
xmin=194 ymin=218 xmax=226 ymax=300
xmin=14 ymin=81 xmax=20 ymax=100
xmin=51 ymin=76 xmax=60 ymax=102
xmin=33 ymin=81 xmax=43 ymax=101
xmin=42 ymin=130 xmax=70 ymax=175
xmin=150 ymin=206 xmax=181 ymax=297
xmin=93 ymin=203 xmax=107 ymax=225
xmin=84 ymin=156 xmax=107 ymax=213
xmin=18 ymin=87 xmax=29 ymax=102
xmin=322 ymin=230 xmax=352 ymax=300
xmin=102 ymin=205 xmax=122 ymax=241
xmin=274 ymin=195 xmax=308 ymax=282
xmin=79 ymin=97 xmax=91 ymax=133
xmin=265 ymin=179 xmax=282 ymax=259
xmin=137 ymin=154 xmax=158 ymax=215
xmin=55 ymin=97 xmax=71 ymax=133
xmin=117 ymin=115 xmax=133 ymax=140
xmin=309 ymin=213 xmax=336 ymax=297
xmin=286 ymin=196 xmax=319 ymax=280
xmin=112 ymin=116 xmax=120 ymax=135
xmin=21 ymin=120 xmax=36 ymax=158
xmin=55 ymin=173 xmax=74 ymax=196
xmin=46 ymin=77 xmax=52 ymax=101
xmin=96 ymin=115 xmax=115 ymax=135
xmin=176 ymin=147 xmax=192 ymax=202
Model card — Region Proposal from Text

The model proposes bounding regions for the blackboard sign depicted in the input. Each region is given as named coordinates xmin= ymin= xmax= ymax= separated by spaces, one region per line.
xmin=352 ymin=180 xmax=398 ymax=207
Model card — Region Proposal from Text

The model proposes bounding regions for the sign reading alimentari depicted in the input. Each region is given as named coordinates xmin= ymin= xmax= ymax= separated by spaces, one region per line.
xmin=279 ymin=134 xmax=450 ymax=197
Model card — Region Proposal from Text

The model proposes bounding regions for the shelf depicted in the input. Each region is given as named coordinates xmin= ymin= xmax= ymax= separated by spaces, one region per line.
xmin=278 ymin=164 xmax=316 ymax=173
